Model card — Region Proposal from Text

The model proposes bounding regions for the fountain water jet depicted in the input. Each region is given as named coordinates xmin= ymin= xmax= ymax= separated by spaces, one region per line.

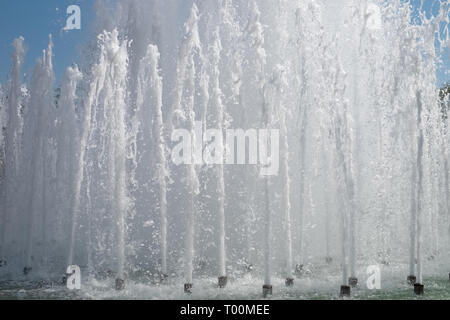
xmin=169 ymin=4 xmax=202 ymax=293
xmin=0 ymin=0 xmax=447 ymax=298
xmin=137 ymin=44 xmax=169 ymax=280
xmin=23 ymin=35 xmax=54 ymax=275
xmin=209 ymin=29 xmax=228 ymax=288
xmin=1 ymin=37 xmax=25 ymax=268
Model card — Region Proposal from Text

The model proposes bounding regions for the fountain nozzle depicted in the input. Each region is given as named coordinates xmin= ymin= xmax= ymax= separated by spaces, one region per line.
xmin=218 ymin=276 xmax=228 ymax=288
xmin=414 ymin=283 xmax=424 ymax=295
xmin=340 ymin=285 xmax=351 ymax=298
xmin=23 ymin=266 xmax=32 ymax=275
xmin=263 ymin=284 xmax=273 ymax=298
xmin=115 ymin=278 xmax=125 ymax=291
xmin=184 ymin=283 xmax=193 ymax=294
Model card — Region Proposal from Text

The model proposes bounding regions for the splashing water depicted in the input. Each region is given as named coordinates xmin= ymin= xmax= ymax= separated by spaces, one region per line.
xmin=0 ymin=0 xmax=449 ymax=298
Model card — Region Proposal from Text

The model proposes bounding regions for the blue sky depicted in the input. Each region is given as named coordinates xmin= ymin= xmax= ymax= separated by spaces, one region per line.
xmin=0 ymin=0 xmax=448 ymax=86
xmin=0 ymin=0 xmax=95 ymax=84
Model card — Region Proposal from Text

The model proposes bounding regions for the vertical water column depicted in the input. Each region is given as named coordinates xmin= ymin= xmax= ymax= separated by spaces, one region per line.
xmin=184 ymin=35 xmax=198 ymax=292
xmin=23 ymin=36 xmax=54 ymax=274
xmin=320 ymin=126 xmax=334 ymax=264
xmin=294 ymin=6 xmax=310 ymax=272
xmin=408 ymin=122 xmax=418 ymax=284
xmin=274 ymin=65 xmax=294 ymax=286
xmin=244 ymin=1 xmax=271 ymax=297
xmin=66 ymin=30 xmax=129 ymax=291
xmin=0 ymin=87 xmax=4 ymax=252
xmin=348 ymin=2 xmax=363 ymax=286
xmin=167 ymin=3 xmax=200 ymax=136
xmin=415 ymin=91 xmax=424 ymax=286
xmin=67 ymin=33 xmax=106 ymax=271
xmin=105 ymin=30 xmax=129 ymax=289
xmin=445 ymin=122 xmax=450 ymax=249
xmin=57 ymin=65 xmax=82 ymax=270
xmin=321 ymin=0 xmax=360 ymax=293
xmin=170 ymin=4 xmax=201 ymax=293
xmin=1 ymin=37 xmax=25 ymax=265
xmin=137 ymin=44 xmax=168 ymax=278
xmin=210 ymin=30 xmax=228 ymax=288
xmin=408 ymin=59 xmax=428 ymax=290
xmin=328 ymin=60 xmax=352 ymax=294
xmin=444 ymin=88 xmax=450 ymax=248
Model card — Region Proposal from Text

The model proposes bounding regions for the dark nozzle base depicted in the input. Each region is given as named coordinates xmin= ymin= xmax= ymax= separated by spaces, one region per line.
xmin=414 ymin=283 xmax=424 ymax=295
xmin=115 ymin=278 xmax=125 ymax=291
xmin=340 ymin=285 xmax=351 ymax=297
xmin=349 ymin=277 xmax=358 ymax=287
xmin=218 ymin=276 xmax=228 ymax=288
xmin=0 ymin=259 xmax=6 ymax=267
xmin=325 ymin=257 xmax=333 ymax=264
xmin=23 ymin=266 xmax=32 ymax=276
xmin=184 ymin=283 xmax=193 ymax=294
xmin=407 ymin=275 xmax=417 ymax=285
xmin=285 ymin=278 xmax=294 ymax=287
xmin=263 ymin=284 xmax=273 ymax=298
